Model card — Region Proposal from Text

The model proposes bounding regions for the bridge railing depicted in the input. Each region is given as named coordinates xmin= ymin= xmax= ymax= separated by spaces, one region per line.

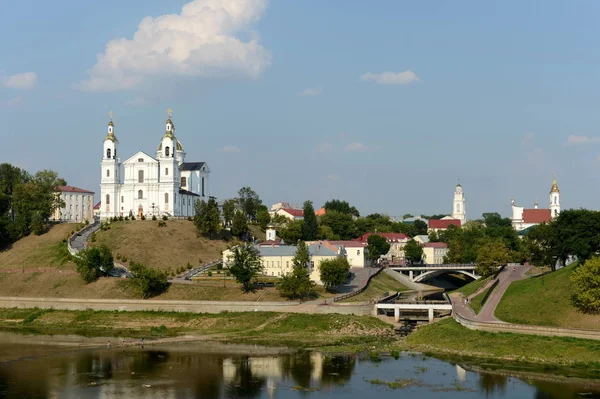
xmin=390 ymin=263 xmax=476 ymax=268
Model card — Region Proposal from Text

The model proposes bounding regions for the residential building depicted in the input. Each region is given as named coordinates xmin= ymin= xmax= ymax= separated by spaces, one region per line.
xmin=328 ymin=240 xmax=370 ymax=267
xmin=427 ymin=219 xmax=462 ymax=233
xmin=422 ymin=242 xmax=449 ymax=264
xmin=511 ymin=176 xmax=561 ymax=233
xmin=355 ymin=232 xmax=410 ymax=263
xmin=272 ymin=208 xmax=304 ymax=221
xmin=53 ymin=186 xmax=95 ymax=223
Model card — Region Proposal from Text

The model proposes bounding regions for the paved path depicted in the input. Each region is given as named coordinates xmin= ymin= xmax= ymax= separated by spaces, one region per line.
xmin=70 ymin=222 xmax=100 ymax=252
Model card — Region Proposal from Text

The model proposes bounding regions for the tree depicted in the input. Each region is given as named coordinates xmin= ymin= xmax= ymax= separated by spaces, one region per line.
xmin=320 ymin=210 xmax=356 ymax=240
xmin=228 ymin=244 xmax=263 ymax=292
xmin=404 ymin=239 xmax=424 ymax=264
xmin=232 ymin=210 xmax=249 ymax=239
xmin=571 ymin=257 xmax=600 ymax=313
xmin=323 ymin=199 xmax=360 ymax=217
xmin=237 ymin=187 xmax=262 ymax=220
xmin=317 ymin=225 xmax=335 ymax=240
xmin=402 ymin=214 xmax=414 ymax=220
xmin=412 ymin=220 xmax=428 ymax=236
xmin=547 ymin=210 xmax=600 ymax=266
xmin=278 ymin=219 xmax=303 ymax=243
xmin=302 ymin=201 xmax=318 ymax=241
xmin=366 ymin=234 xmax=390 ymax=263
xmin=319 ymin=257 xmax=350 ymax=291
xmin=256 ymin=208 xmax=271 ymax=231
xmin=129 ymin=261 xmax=170 ymax=298
xmin=222 ymin=199 xmax=236 ymax=227
xmin=277 ymin=241 xmax=315 ymax=300
xmin=194 ymin=197 xmax=220 ymax=237
xmin=476 ymin=238 xmax=508 ymax=277
xmin=75 ymin=245 xmax=114 ymax=283
xmin=522 ymin=223 xmax=553 ymax=268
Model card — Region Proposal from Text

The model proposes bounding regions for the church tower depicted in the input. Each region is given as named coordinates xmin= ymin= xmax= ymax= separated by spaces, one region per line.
xmin=549 ymin=175 xmax=561 ymax=218
xmin=100 ymin=117 xmax=120 ymax=218
xmin=156 ymin=111 xmax=180 ymax=215
xmin=452 ymin=183 xmax=467 ymax=224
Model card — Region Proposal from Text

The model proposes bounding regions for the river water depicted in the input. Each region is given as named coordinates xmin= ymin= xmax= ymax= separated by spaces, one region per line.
xmin=0 ymin=338 xmax=598 ymax=398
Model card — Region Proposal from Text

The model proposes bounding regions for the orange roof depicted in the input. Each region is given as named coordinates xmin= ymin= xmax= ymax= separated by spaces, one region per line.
xmin=315 ymin=207 xmax=327 ymax=216
xmin=355 ymin=232 xmax=410 ymax=243
xmin=428 ymin=219 xmax=461 ymax=229
xmin=522 ymin=209 xmax=551 ymax=224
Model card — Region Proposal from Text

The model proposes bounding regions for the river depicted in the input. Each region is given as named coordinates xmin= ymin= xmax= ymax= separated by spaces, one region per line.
xmin=0 ymin=334 xmax=598 ymax=398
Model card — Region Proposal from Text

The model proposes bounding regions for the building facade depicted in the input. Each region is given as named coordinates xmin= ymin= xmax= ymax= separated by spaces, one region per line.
xmin=452 ymin=183 xmax=467 ymax=224
xmin=511 ymin=176 xmax=560 ymax=232
xmin=99 ymin=114 xmax=210 ymax=220
xmin=53 ymin=186 xmax=95 ymax=223
xmin=422 ymin=242 xmax=449 ymax=264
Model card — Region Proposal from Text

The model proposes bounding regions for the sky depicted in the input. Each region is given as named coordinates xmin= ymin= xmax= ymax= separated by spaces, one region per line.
xmin=1 ymin=0 xmax=599 ymax=219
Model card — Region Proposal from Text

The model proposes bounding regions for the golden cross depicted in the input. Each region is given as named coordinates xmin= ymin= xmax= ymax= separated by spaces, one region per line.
xmin=108 ymin=110 xmax=113 ymax=121
xmin=167 ymin=108 xmax=173 ymax=118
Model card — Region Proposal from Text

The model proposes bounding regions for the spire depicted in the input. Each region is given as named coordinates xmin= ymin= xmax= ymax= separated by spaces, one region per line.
xmin=105 ymin=111 xmax=117 ymax=142
xmin=164 ymin=108 xmax=175 ymax=139
xmin=550 ymin=174 xmax=559 ymax=193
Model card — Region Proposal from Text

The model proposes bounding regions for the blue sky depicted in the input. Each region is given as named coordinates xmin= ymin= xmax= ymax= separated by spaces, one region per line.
xmin=1 ymin=0 xmax=599 ymax=218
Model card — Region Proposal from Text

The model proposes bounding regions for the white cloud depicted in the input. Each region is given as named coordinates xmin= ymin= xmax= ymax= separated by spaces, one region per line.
xmin=3 ymin=72 xmax=37 ymax=90
xmin=360 ymin=70 xmax=419 ymax=85
xmin=315 ymin=141 xmax=333 ymax=153
xmin=344 ymin=142 xmax=369 ymax=152
xmin=566 ymin=134 xmax=600 ymax=145
xmin=300 ymin=87 xmax=322 ymax=96
xmin=76 ymin=0 xmax=272 ymax=91
xmin=222 ymin=145 xmax=240 ymax=153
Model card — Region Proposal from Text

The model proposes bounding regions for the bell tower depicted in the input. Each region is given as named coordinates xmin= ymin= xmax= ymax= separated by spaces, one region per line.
xmin=156 ymin=109 xmax=179 ymax=215
xmin=549 ymin=175 xmax=561 ymax=218
xmin=100 ymin=112 xmax=120 ymax=219
xmin=452 ymin=182 xmax=467 ymax=224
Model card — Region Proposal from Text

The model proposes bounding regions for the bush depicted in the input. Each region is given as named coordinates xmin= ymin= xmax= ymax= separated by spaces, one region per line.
xmin=141 ymin=215 xmax=146 ymax=220
xmin=131 ymin=215 xmax=136 ymax=221
xmin=152 ymin=215 xmax=157 ymax=221
xmin=158 ymin=221 xmax=167 ymax=228
xmin=118 ymin=216 xmax=123 ymax=222
xmin=115 ymin=253 xmax=121 ymax=261
xmin=319 ymin=257 xmax=351 ymax=291
xmin=84 ymin=219 xmax=89 ymax=225
xmin=571 ymin=258 xmax=600 ymax=313
xmin=162 ymin=215 xmax=168 ymax=221
xmin=75 ymin=245 xmax=114 ymax=283
xmin=121 ymin=256 xmax=128 ymax=263
xmin=216 ymin=263 xmax=223 ymax=270
xmin=207 ymin=271 xmax=213 ymax=277
xmin=150 ymin=324 xmax=168 ymax=335
xmin=90 ymin=232 xmax=97 ymax=243
xmin=129 ymin=261 xmax=170 ymax=299
xmin=187 ymin=216 xmax=192 ymax=221
xmin=186 ymin=262 xmax=192 ymax=270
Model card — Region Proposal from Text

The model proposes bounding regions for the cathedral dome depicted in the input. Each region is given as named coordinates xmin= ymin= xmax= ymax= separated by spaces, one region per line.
xmin=104 ymin=121 xmax=117 ymax=142
xmin=550 ymin=176 xmax=559 ymax=193
xmin=158 ymin=140 xmax=184 ymax=151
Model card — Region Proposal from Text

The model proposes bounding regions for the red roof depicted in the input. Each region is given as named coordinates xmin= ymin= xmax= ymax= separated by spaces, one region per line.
xmin=58 ymin=185 xmax=94 ymax=194
xmin=315 ymin=207 xmax=327 ymax=216
xmin=258 ymin=238 xmax=284 ymax=246
xmin=423 ymin=242 xmax=448 ymax=248
xmin=93 ymin=201 xmax=101 ymax=210
xmin=281 ymin=208 xmax=304 ymax=217
xmin=328 ymin=240 xmax=367 ymax=248
xmin=428 ymin=219 xmax=461 ymax=229
xmin=355 ymin=232 xmax=410 ymax=243
xmin=522 ymin=209 xmax=551 ymax=224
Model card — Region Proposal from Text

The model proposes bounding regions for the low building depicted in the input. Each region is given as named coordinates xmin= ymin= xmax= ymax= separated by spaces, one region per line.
xmin=422 ymin=242 xmax=449 ymax=264
xmin=355 ymin=232 xmax=410 ymax=263
xmin=53 ymin=185 xmax=95 ymax=223
xmin=273 ymin=207 xmax=304 ymax=221
xmin=309 ymin=240 xmax=370 ymax=268
xmin=427 ymin=219 xmax=461 ymax=233
xmin=93 ymin=201 xmax=101 ymax=218
xmin=413 ymin=235 xmax=430 ymax=245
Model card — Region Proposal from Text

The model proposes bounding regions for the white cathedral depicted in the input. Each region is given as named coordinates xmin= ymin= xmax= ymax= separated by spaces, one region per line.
xmin=100 ymin=114 xmax=210 ymax=220
xmin=511 ymin=176 xmax=560 ymax=232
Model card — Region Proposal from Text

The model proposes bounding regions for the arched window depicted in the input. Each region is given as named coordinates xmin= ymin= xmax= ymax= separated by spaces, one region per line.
xmin=554 ymin=196 xmax=557 ymax=205
xmin=165 ymin=193 xmax=169 ymax=203
xmin=456 ymin=204 xmax=460 ymax=213
xmin=106 ymin=169 xmax=110 ymax=178
xmin=107 ymin=148 xmax=111 ymax=159
xmin=138 ymin=158 xmax=144 ymax=162
xmin=138 ymin=190 xmax=143 ymax=199
xmin=165 ymin=168 xmax=169 ymax=176
xmin=105 ymin=194 xmax=110 ymax=205
xmin=201 ymin=177 xmax=205 ymax=196
xmin=138 ymin=170 xmax=144 ymax=183
xmin=165 ymin=146 xmax=170 ymax=157
xmin=181 ymin=176 xmax=187 ymax=188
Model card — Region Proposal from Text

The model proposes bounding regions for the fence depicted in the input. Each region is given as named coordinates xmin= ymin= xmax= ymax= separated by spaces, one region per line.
xmin=333 ymin=267 xmax=385 ymax=302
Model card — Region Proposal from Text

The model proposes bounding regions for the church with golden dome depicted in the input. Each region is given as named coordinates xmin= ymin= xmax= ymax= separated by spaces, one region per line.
xmin=99 ymin=111 xmax=210 ymax=220
xmin=510 ymin=176 xmax=561 ymax=233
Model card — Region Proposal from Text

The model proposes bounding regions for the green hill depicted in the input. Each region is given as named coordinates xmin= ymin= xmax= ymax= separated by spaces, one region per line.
xmin=495 ymin=263 xmax=600 ymax=330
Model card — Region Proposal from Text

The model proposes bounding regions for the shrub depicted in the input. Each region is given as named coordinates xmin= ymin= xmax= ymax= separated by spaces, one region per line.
xmin=150 ymin=325 xmax=168 ymax=335
xmin=162 ymin=215 xmax=168 ymax=221
xmin=115 ymin=253 xmax=121 ymax=261
xmin=118 ymin=215 xmax=123 ymax=222
xmin=207 ymin=271 xmax=213 ymax=277
xmin=216 ymin=263 xmax=223 ymax=270
xmin=187 ymin=216 xmax=192 ymax=221
xmin=158 ymin=221 xmax=167 ymax=228
xmin=186 ymin=262 xmax=192 ymax=270
xmin=75 ymin=245 xmax=114 ymax=283
xmin=129 ymin=261 xmax=170 ymax=299
xmin=198 ymin=258 xmax=203 ymax=265
xmin=571 ymin=258 xmax=600 ymax=313
xmin=152 ymin=215 xmax=157 ymax=221
xmin=121 ymin=256 xmax=128 ymax=263
xmin=84 ymin=219 xmax=89 ymax=225
xmin=131 ymin=215 xmax=136 ymax=221
xmin=90 ymin=232 xmax=97 ymax=243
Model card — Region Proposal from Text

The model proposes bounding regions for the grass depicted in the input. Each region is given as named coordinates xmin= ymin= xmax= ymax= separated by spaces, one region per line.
xmin=469 ymin=285 xmax=493 ymax=314
xmin=341 ymin=272 xmax=409 ymax=303
xmin=93 ymin=220 xmax=230 ymax=272
xmin=452 ymin=276 xmax=491 ymax=297
xmin=495 ymin=263 xmax=600 ymax=330
xmin=407 ymin=317 xmax=600 ymax=367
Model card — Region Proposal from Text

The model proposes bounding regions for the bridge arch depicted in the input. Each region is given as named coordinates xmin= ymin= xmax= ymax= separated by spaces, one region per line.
xmin=413 ymin=269 xmax=479 ymax=283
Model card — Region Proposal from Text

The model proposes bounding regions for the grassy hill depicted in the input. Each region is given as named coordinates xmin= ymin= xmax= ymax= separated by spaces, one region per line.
xmin=93 ymin=219 xmax=230 ymax=272
xmin=342 ymin=272 xmax=409 ymax=302
xmin=495 ymin=263 xmax=600 ymax=330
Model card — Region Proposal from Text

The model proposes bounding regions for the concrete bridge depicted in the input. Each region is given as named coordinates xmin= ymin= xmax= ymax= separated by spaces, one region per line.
xmin=375 ymin=301 xmax=453 ymax=322
xmin=389 ymin=263 xmax=480 ymax=282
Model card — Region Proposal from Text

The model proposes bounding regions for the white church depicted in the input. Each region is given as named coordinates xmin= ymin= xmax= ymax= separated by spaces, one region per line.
xmin=511 ymin=176 xmax=560 ymax=232
xmin=100 ymin=113 xmax=210 ymax=220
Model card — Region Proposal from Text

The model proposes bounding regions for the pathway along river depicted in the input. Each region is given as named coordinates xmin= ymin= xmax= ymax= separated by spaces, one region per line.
xmin=0 ymin=334 xmax=598 ymax=398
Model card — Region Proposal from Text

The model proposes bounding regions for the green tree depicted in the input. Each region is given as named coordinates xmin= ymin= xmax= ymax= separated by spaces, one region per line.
xmin=320 ymin=210 xmax=356 ymax=240
xmin=228 ymin=244 xmax=263 ymax=292
xmin=317 ymin=225 xmax=335 ymax=240
xmin=319 ymin=257 xmax=350 ymax=291
xmin=222 ymin=199 xmax=236 ymax=227
xmin=548 ymin=209 xmax=600 ymax=266
xmin=302 ymin=200 xmax=318 ymax=241
xmin=279 ymin=219 xmax=304 ymax=243
xmin=476 ymin=238 xmax=508 ymax=277
xmin=232 ymin=210 xmax=249 ymax=238
xmin=412 ymin=220 xmax=428 ymax=236
xmin=277 ymin=241 xmax=315 ymax=300
xmin=571 ymin=257 xmax=600 ymax=313
xmin=75 ymin=245 xmax=114 ymax=283
xmin=366 ymin=234 xmax=390 ymax=263
xmin=404 ymin=239 xmax=424 ymax=264
xmin=194 ymin=197 xmax=220 ymax=237
xmin=256 ymin=208 xmax=271 ymax=231
xmin=323 ymin=199 xmax=360 ymax=217
xmin=402 ymin=213 xmax=414 ymax=220
xmin=522 ymin=223 xmax=553 ymax=267
xmin=237 ymin=187 xmax=262 ymax=220
xmin=129 ymin=261 xmax=170 ymax=298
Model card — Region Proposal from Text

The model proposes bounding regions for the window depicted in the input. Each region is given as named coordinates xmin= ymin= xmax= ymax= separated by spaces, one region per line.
xmin=121 ymin=196 xmax=124 ymax=202
xmin=554 ymin=196 xmax=557 ymax=205
xmin=165 ymin=146 xmax=170 ymax=157
xmin=106 ymin=148 xmax=111 ymax=159
xmin=165 ymin=168 xmax=169 ymax=176
xmin=357 ymin=250 xmax=360 ymax=256
xmin=202 ymin=177 xmax=205 ymax=196
xmin=105 ymin=194 xmax=110 ymax=205
xmin=138 ymin=190 xmax=143 ymax=199
xmin=138 ymin=170 xmax=144 ymax=183
xmin=165 ymin=193 xmax=169 ymax=204
xmin=286 ymin=261 xmax=289 ymax=267
xmin=106 ymin=169 xmax=110 ymax=177
xmin=138 ymin=158 xmax=144 ymax=162
xmin=181 ymin=177 xmax=187 ymax=188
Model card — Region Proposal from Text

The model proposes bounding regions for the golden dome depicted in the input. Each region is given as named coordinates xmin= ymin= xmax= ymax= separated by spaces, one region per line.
xmin=104 ymin=121 xmax=117 ymax=142
xmin=158 ymin=140 xmax=184 ymax=151
xmin=550 ymin=175 xmax=559 ymax=193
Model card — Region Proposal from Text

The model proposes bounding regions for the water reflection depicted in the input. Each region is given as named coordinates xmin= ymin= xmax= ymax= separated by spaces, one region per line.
xmin=0 ymin=341 xmax=597 ymax=398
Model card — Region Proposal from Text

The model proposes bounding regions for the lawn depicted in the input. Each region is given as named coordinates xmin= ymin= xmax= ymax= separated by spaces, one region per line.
xmin=452 ymin=276 xmax=491 ymax=297
xmin=495 ymin=263 xmax=600 ymax=330
xmin=468 ymin=285 xmax=493 ymax=314
xmin=342 ymin=272 xmax=409 ymax=303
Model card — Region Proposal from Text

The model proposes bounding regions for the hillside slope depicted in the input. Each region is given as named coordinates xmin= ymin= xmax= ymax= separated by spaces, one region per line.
xmin=93 ymin=220 xmax=230 ymax=272
xmin=495 ymin=263 xmax=600 ymax=330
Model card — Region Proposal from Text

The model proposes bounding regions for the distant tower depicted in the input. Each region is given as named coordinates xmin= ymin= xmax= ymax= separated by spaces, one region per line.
xmin=100 ymin=114 xmax=120 ymax=218
xmin=452 ymin=183 xmax=467 ymax=224
xmin=156 ymin=110 xmax=180 ymax=215
xmin=266 ymin=224 xmax=277 ymax=241
xmin=549 ymin=175 xmax=561 ymax=218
